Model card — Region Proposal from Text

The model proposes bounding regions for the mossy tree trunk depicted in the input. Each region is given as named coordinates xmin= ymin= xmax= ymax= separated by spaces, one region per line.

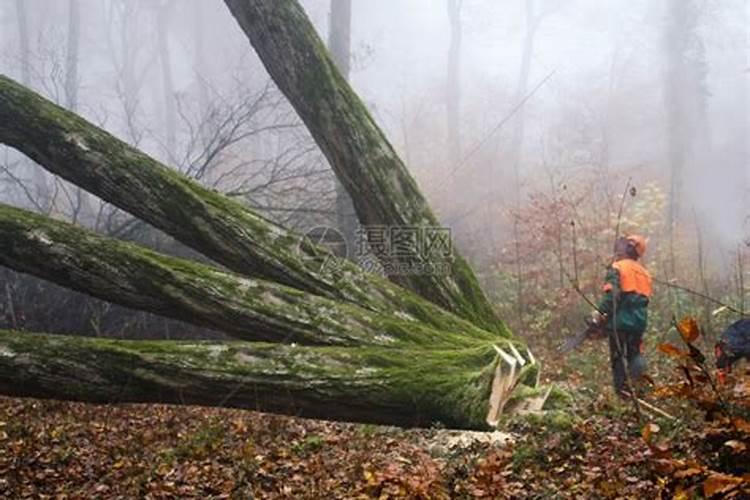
xmin=0 ymin=330 xmax=513 ymax=429
xmin=224 ymin=0 xmax=501 ymax=333
xmin=0 ymin=203 xmax=509 ymax=349
xmin=0 ymin=74 xmax=509 ymax=338
xmin=0 ymin=203 xmax=539 ymax=427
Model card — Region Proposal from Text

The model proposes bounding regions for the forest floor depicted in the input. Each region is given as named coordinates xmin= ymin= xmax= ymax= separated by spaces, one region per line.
xmin=0 ymin=342 xmax=747 ymax=499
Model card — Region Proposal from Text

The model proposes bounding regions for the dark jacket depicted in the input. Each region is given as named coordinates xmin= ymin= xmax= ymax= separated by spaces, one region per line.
xmin=597 ymin=258 xmax=652 ymax=333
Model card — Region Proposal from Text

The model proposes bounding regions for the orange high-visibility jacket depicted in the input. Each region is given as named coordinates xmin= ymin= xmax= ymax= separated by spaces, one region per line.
xmin=599 ymin=258 xmax=652 ymax=333
xmin=603 ymin=259 xmax=652 ymax=298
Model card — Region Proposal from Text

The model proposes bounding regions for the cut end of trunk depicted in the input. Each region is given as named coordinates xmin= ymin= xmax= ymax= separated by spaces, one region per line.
xmin=486 ymin=345 xmax=544 ymax=426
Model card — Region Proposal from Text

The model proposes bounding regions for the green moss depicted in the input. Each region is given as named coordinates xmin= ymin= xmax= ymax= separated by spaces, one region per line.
xmin=0 ymin=330 xmax=513 ymax=429
xmin=222 ymin=3 xmax=510 ymax=334
xmin=545 ymin=385 xmax=574 ymax=410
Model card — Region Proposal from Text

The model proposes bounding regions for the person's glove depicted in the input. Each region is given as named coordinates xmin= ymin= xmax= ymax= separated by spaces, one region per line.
xmin=589 ymin=311 xmax=606 ymax=327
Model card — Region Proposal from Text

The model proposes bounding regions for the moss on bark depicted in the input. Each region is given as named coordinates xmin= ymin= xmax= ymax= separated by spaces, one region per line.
xmin=0 ymin=330 xmax=511 ymax=429
xmin=223 ymin=0 xmax=503 ymax=333
xmin=0 ymin=203 xmax=522 ymax=350
xmin=0 ymin=74 xmax=510 ymax=339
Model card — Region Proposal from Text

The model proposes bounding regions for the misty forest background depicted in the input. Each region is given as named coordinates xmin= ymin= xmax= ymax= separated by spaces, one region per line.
xmin=0 ymin=0 xmax=748 ymax=351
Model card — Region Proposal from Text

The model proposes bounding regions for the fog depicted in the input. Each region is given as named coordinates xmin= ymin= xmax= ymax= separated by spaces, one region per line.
xmin=0 ymin=0 xmax=748 ymax=337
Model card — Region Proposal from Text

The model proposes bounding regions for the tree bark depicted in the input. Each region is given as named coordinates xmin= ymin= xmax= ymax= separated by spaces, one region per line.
xmin=0 ymin=74 xmax=512 ymax=338
xmin=0 ymin=203 xmax=505 ymax=349
xmin=224 ymin=0 xmax=502 ymax=333
xmin=0 ymin=329 xmax=515 ymax=429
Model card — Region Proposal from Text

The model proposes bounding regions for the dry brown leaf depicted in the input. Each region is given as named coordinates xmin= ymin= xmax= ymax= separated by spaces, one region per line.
xmin=703 ymin=473 xmax=743 ymax=497
xmin=641 ymin=423 xmax=659 ymax=444
xmin=732 ymin=418 xmax=750 ymax=434
xmin=677 ymin=316 xmax=701 ymax=343
xmin=658 ymin=343 xmax=687 ymax=357
xmin=723 ymin=440 xmax=747 ymax=453
xmin=674 ymin=467 xmax=703 ymax=479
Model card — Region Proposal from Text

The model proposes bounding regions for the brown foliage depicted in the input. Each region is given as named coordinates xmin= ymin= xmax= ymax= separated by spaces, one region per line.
xmin=644 ymin=316 xmax=750 ymax=498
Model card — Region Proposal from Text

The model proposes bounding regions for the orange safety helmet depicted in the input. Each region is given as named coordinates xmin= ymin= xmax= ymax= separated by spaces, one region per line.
xmin=625 ymin=234 xmax=647 ymax=258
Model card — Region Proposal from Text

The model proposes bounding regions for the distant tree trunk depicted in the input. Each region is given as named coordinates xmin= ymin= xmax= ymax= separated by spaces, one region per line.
xmin=224 ymin=0 xmax=502 ymax=333
xmin=0 ymin=74 xmax=512 ymax=339
xmin=14 ymin=0 xmax=50 ymax=204
xmin=193 ymin=0 xmax=210 ymax=123
xmin=0 ymin=330 xmax=524 ymax=429
xmin=328 ymin=0 xmax=358 ymax=260
xmin=718 ymin=1 xmax=748 ymax=244
xmin=157 ymin=1 xmax=177 ymax=158
xmin=65 ymin=0 xmax=80 ymax=111
xmin=65 ymin=0 xmax=91 ymax=225
xmin=742 ymin=7 xmax=750 ymax=223
xmin=446 ymin=0 xmax=462 ymax=171
xmin=507 ymin=0 xmax=541 ymax=329
xmin=15 ymin=0 xmax=31 ymax=87
xmin=664 ymin=0 xmax=711 ymax=271
xmin=113 ymin=0 xmax=143 ymax=146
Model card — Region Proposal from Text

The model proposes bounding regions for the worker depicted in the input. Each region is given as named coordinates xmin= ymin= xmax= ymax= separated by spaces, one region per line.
xmin=591 ymin=234 xmax=652 ymax=398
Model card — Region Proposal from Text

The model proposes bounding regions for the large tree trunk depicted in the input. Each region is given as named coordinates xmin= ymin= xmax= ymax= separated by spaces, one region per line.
xmin=0 ymin=75 xmax=512 ymax=338
xmin=0 ymin=330 xmax=526 ymax=429
xmin=0 ymin=203 xmax=505 ymax=349
xmin=224 ymin=0 xmax=501 ymax=333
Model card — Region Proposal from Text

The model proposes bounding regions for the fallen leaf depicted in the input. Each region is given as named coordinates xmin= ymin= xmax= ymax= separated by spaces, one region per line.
xmin=674 ymin=467 xmax=703 ymax=479
xmin=704 ymin=473 xmax=742 ymax=497
xmin=642 ymin=422 xmax=659 ymax=444
xmin=677 ymin=316 xmax=701 ymax=343
xmin=732 ymin=418 xmax=750 ymax=434
xmin=723 ymin=440 xmax=746 ymax=453
xmin=658 ymin=343 xmax=687 ymax=357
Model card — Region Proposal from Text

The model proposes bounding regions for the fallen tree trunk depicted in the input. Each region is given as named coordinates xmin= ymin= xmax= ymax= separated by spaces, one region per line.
xmin=0 ymin=330 xmax=517 ymax=429
xmin=0 ymin=74 xmax=510 ymax=338
xmin=224 ymin=0 xmax=501 ymax=333
xmin=0 ymin=203 xmax=504 ymax=348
